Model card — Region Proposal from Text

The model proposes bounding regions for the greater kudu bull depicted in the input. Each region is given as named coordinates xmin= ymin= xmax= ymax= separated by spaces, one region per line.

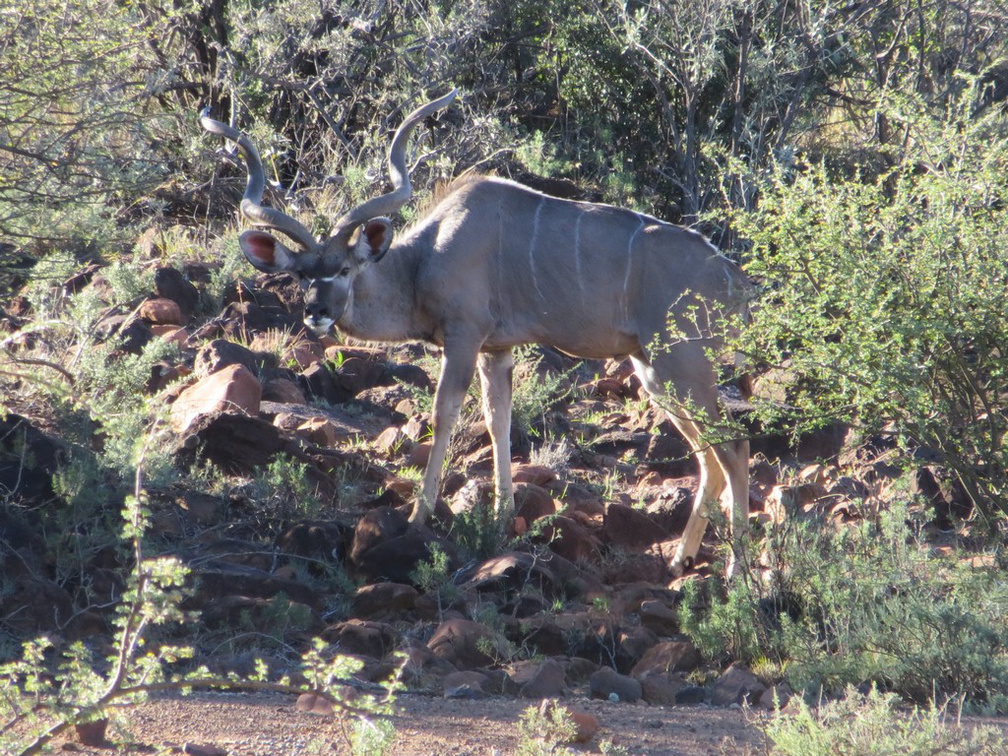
xmin=200 ymin=90 xmax=753 ymax=575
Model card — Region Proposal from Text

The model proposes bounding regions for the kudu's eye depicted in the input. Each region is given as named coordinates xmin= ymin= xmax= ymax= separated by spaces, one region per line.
xmin=339 ymin=267 xmax=350 ymax=277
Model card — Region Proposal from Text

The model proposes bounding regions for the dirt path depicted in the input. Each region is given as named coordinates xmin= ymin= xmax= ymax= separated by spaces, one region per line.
xmin=58 ymin=691 xmax=766 ymax=755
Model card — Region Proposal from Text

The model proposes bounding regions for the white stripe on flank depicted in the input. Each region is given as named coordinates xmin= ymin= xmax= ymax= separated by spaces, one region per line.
xmin=573 ymin=209 xmax=585 ymax=297
xmin=530 ymin=197 xmax=547 ymax=305
xmin=625 ymin=215 xmax=645 ymax=295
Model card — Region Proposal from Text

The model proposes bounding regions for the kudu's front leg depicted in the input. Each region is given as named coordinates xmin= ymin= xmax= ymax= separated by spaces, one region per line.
xmin=477 ymin=349 xmax=515 ymax=519
xmin=413 ymin=339 xmax=480 ymax=523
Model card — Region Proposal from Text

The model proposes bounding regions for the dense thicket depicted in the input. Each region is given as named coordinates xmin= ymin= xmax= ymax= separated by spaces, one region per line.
xmin=3 ymin=0 xmax=1008 ymax=515
xmin=5 ymin=1 xmax=1006 ymax=243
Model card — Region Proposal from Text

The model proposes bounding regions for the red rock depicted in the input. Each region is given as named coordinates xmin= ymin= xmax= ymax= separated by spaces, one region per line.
xmin=637 ymin=669 xmax=687 ymax=705
xmin=181 ymin=743 xmax=228 ymax=756
xmin=536 ymin=515 xmax=601 ymax=563
xmin=295 ymin=416 xmax=348 ymax=447
xmin=408 ymin=442 xmax=432 ymax=468
xmin=589 ymin=666 xmax=642 ymax=702
xmin=262 ymin=377 xmax=306 ymax=404
xmin=374 ymin=426 xmax=406 ymax=457
xmin=402 ymin=415 xmax=430 ymax=441
xmin=442 ymin=670 xmax=492 ymax=699
xmin=322 ymin=619 xmax=398 ymax=659
xmin=351 ymin=583 xmax=419 ymax=620
xmin=427 ymin=618 xmax=502 ymax=669
xmin=296 ymin=692 xmax=334 ymax=715
xmin=285 ymin=342 xmax=324 ymax=369
xmin=401 ymin=639 xmax=458 ymax=688
xmin=631 ymin=640 xmax=702 ymax=676
xmin=514 ymin=483 xmax=557 ymax=524
xmin=75 ymin=719 xmax=108 ymax=746
xmin=602 ymin=503 xmax=670 ymax=548
xmin=538 ymin=700 xmax=599 ymax=744
xmin=710 ymin=663 xmax=767 ymax=707
xmin=139 ymin=297 xmax=182 ymax=325
xmin=151 ymin=324 xmax=188 ymax=347
xmin=169 ymin=364 xmax=261 ymax=435
xmin=638 ymin=599 xmax=680 ymax=637
xmin=514 ymin=658 xmax=566 ymax=698
xmin=511 ymin=463 xmax=558 ymax=486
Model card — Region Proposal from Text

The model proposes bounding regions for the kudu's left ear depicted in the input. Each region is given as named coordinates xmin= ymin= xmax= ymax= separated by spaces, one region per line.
xmin=351 ymin=218 xmax=394 ymax=265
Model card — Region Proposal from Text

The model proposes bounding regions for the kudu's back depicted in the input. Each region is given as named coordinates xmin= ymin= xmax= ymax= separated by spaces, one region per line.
xmin=410 ymin=175 xmax=751 ymax=361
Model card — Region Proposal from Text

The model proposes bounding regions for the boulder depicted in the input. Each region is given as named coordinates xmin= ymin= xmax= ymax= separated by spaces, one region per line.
xmin=517 ymin=658 xmax=567 ymax=699
xmin=589 ymin=666 xmax=642 ymax=703
xmin=709 ymin=664 xmax=768 ymax=707
xmin=322 ymin=619 xmax=399 ymax=660
xmin=427 ymin=619 xmax=503 ymax=670
xmin=139 ymin=297 xmax=183 ymax=326
xmin=630 ymin=639 xmax=702 ymax=677
xmin=351 ymin=583 xmax=419 ymax=621
xmin=169 ymin=364 xmax=262 ymax=435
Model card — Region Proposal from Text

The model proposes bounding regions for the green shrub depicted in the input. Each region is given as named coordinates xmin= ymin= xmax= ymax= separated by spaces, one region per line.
xmin=732 ymin=81 xmax=1008 ymax=523
xmin=764 ymin=686 xmax=1007 ymax=756
xmin=680 ymin=503 xmax=1008 ymax=710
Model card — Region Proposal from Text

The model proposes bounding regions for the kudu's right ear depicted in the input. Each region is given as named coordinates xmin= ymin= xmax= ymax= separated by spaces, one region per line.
xmin=239 ymin=230 xmax=298 ymax=273
xmin=350 ymin=218 xmax=394 ymax=265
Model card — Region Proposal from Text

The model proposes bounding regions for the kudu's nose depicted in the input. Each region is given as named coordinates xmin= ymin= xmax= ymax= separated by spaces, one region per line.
xmin=304 ymin=300 xmax=329 ymax=321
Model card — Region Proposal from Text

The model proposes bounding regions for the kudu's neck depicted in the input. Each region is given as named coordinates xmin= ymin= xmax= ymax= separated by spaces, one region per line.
xmin=337 ymin=232 xmax=429 ymax=343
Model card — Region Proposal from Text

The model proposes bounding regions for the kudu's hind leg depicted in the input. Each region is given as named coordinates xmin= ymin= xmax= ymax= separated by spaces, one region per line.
xmin=477 ymin=349 xmax=516 ymax=519
xmin=630 ymin=350 xmax=749 ymax=576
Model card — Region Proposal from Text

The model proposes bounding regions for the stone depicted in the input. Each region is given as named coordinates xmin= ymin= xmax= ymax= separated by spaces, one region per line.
xmin=589 ymin=666 xmax=642 ymax=703
xmin=517 ymin=658 xmax=567 ymax=699
xmin=602 ymin=503 xmax=671 ymax=548
xmin=322 ymin=619 xmax=398 ymax=660
xmin=151 ymin=324 xmax=189 ymax=347
xmin=154 ymin=265 xmax=200 ymax=319
xmin=427 ymin=619 xmax=503 ymax=670
xmin=615 ymin=625 xmax=659 ymax=674
xmin=710 ymin=664 xmax=768 ymax=707
xmin=442 ymin=670 xmax=492 ymax=699
xmin=511 ymin=463 xmax=558 ymax=486
xmin=139 ymin=297 xmax=183 ymax=326
xmin=294 ymin=416 xmax=350 ymax=447
xmin=374 ymin=426 xmax=407 ymax=457
xmin=262 ymin=377 xmax=306 ymax=404
xmin=637 ymin=669 xmax=688 ymax=705
xmin=174 ymin=413 xmax=284 ymax=475
xmin=169 ymin=364 xmax=262 ymax=435
xmin=638 ymin=598 xmax=681 ymax=637
xmin=535 ymin=515 xmax=601 ymax=563
xmin=513 ymin=483 xmax=557 ymax=524
xmin=195 ymin=339 xmax=270 ymax=378
xmin=630 ymin=639 xmax=702 ymax=676
xmin=296 ymin=692 xmax=335 ymax=715
xmin=401 ymin=639 xmax=459 ymax=688
xmin=351 ymin=583 xmax=419 ymax=620
xmin=537 ymin=700 xmax=599 ymax=744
